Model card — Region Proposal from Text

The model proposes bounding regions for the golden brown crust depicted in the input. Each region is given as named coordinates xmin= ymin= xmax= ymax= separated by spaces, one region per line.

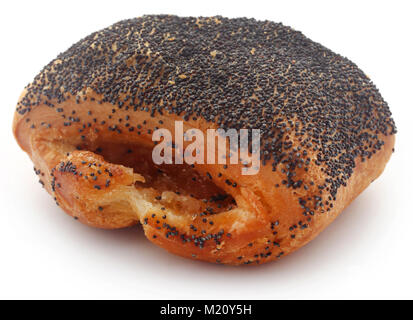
xmin=12 ymin=16 xmax=396 ymax=265
xmin=12 ymin=91 xmax=395 ymax=265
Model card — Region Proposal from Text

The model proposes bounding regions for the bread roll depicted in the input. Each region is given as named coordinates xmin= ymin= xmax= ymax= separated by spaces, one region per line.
xmin=13 ymin=15 xmax=396 ymax=265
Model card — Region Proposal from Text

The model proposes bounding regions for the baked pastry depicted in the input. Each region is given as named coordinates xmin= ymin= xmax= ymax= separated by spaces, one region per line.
xmin=13 ymin=15 xmax=396 ymax=265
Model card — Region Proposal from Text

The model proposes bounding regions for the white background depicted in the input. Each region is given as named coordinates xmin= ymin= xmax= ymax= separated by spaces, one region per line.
xmin=0 ymin=0 xmax=412 ymax=299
